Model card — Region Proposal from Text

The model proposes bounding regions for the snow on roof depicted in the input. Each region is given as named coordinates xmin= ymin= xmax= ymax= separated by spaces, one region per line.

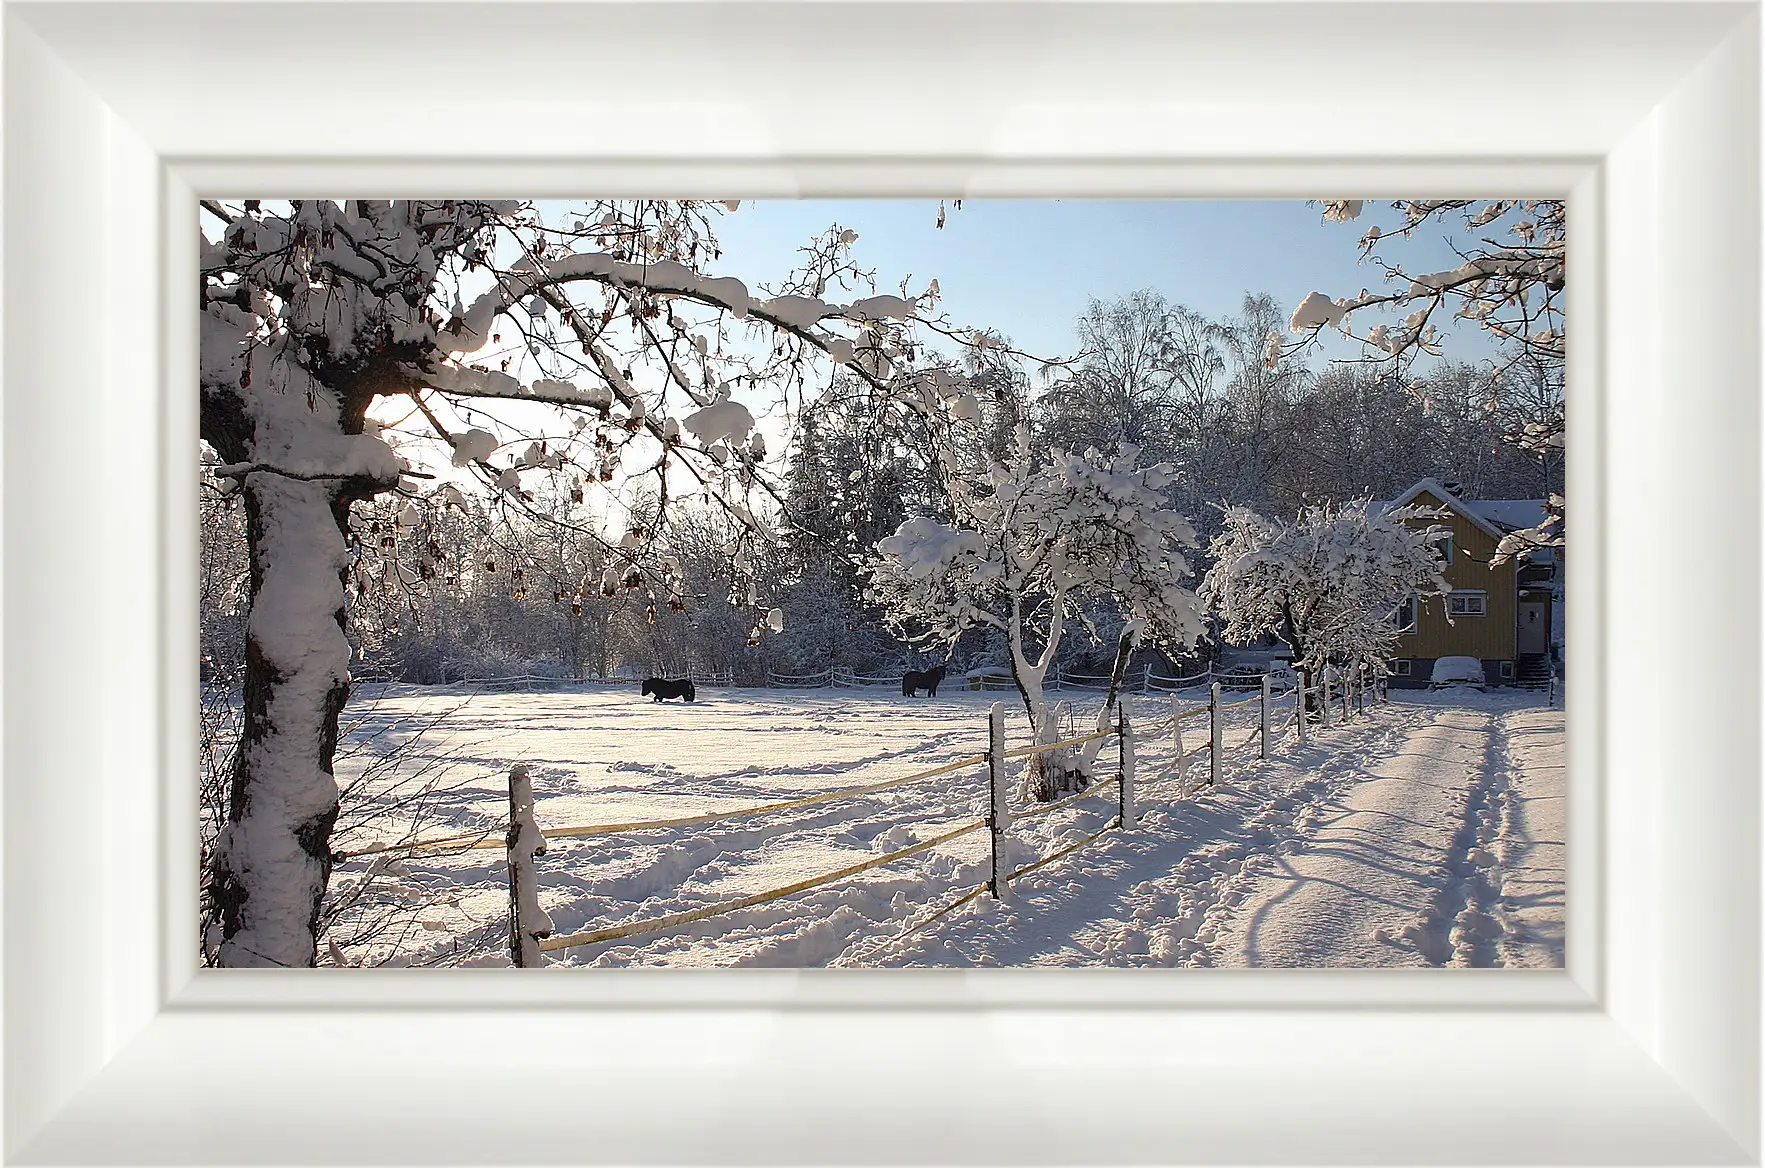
xmin=1467 ymin=499 xmax=1548 ymax=532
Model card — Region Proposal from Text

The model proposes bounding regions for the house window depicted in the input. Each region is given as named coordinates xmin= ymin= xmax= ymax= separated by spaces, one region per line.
xmin=1447 ymin=592 xmax=1487 ymax=617
xmin=1434 ymin=532 xmax=1455 ymax=566
xmin=1499 ymin=660 xmax=1517 ymax=680
xmin=1392 ymin=659 xmax=1413 ymax=676
xmin=1395 ymin=595 xmax=1417 ymax=633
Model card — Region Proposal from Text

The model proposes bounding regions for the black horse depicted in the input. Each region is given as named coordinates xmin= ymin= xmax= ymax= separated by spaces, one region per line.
xmin=901 ymin=664 xmax=948 ymax=697
xmin=641 ymin=677 xmax=696 ymax=702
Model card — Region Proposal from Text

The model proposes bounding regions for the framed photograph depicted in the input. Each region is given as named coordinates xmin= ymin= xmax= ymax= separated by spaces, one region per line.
xmin=4 ymin=0 xmax=1756 ymax=1162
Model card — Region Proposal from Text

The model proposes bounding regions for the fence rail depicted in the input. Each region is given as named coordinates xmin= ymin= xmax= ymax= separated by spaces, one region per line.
xmin=539 ymin=819 xmax=989 ymax=952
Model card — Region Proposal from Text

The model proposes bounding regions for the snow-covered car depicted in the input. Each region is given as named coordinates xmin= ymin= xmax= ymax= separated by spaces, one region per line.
xmin=1429 ymin=655 xmax=1486 ymax=690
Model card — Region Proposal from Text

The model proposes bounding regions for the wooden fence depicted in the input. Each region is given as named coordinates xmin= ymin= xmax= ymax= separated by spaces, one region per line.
xmin=761 ymin=663 xmax=1270 ymax=693
xmin=339 ymin=662 xmax=1387 ymax=965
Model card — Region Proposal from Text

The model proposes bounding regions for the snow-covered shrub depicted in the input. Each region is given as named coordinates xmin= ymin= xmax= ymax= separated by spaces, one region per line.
xmin=1199 ymin=499 xmax=1449 ymax=693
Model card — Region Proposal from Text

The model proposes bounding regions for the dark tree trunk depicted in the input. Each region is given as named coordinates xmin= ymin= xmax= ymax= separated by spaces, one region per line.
xmin=1100 ymin=624 xmax=1137 ymax=712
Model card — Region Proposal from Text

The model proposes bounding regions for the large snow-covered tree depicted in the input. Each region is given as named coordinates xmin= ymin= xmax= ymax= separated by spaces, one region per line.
xmin=198 ymin=198 xmax=945 ymax=966
xmin=863 ymin=422 xmax=1204 ymax=798
xmin=1198 ymin=499 xmax=1449 ymax=696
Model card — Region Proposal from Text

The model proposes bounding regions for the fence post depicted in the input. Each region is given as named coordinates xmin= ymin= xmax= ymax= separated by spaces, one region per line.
xmin=1209 ymin=682 xmax=1223 ymax=788
xmin=987 ymin=703 xmax=1010 ymax=901
xmin=1172 ymin=695 xmax=1187 ymax=784
xmin=1118 ymin=702 xmax=1136 ymax=826
xmin=1320 ymin=667 xmax=1332 ymax=729
xmin=1259 ymin=673 xmax=1271 ymax=760
xmin=1342 ymin=666 xmax=1352 ymax=721
xmin=507 ymin=764 xmax=553 ymax=968
xmin=1296 ymin=678 xmax=1308 ymax=745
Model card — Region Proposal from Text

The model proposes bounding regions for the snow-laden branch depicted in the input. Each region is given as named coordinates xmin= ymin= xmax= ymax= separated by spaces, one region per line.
xmin=1492 ymin=493 xmax=1564 ymax=564
xmin=1284 ymin=199 xmax=1566 ymax=373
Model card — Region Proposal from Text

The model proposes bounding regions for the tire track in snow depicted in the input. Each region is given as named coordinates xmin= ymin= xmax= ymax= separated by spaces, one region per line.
xmin=1426 ymin=717 xmax=1512 ymax=966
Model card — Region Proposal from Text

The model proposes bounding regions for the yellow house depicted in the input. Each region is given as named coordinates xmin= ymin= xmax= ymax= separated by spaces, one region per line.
xmin=1384 ymin=478 xmax=1558 ymax=688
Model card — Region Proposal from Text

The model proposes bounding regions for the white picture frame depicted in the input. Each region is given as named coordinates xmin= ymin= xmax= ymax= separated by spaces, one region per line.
xmin=3 ymin=1 xmax=1756 ymax=1162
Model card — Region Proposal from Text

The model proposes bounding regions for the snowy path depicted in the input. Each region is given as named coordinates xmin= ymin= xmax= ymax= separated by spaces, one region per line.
xmin=1198 ymin=702 xmax=1566 ymax=968
xmin=1205 ymin=708 xmax=1498 ymax=966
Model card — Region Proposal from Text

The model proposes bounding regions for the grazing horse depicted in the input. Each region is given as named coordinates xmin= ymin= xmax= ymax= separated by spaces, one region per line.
xmin=641 ymin=677 xmax=696 ymax=702
xmin=901 ymin=664 xmax=948 ymax=697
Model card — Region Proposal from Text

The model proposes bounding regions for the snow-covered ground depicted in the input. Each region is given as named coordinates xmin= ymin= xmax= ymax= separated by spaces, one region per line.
xmin=323 ymin=681 xmax=1564 ymax=968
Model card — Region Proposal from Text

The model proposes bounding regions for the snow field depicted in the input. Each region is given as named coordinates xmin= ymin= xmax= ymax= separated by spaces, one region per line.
xmin=322 ymin=682 xmax=1562 ymax=967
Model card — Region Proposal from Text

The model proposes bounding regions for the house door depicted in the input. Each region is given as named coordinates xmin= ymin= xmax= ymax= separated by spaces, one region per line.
xmin=1517 ymin=601 xmax=1548 ymax=654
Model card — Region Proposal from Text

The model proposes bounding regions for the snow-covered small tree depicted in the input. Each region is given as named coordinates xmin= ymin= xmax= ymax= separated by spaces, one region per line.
xmin=1199 ymin=499 xmax=1449 ymax=698
xmin=864 ymin=424 xmax=1204 ymax=799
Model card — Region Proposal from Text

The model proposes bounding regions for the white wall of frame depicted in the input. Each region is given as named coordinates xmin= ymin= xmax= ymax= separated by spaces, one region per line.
xmin=2 ymin=2 xmax=1757 ymax=1162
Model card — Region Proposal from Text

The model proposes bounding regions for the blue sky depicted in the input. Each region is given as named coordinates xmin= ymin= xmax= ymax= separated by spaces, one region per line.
xmin=703 ymin=199 xmax=1497 ymax=369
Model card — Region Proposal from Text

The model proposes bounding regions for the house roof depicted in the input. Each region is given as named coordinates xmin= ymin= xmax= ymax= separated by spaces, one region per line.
xmin=1380 ymin=478 xmax=1511 ymax=541
xmin=1379 ymin=480 xmax=1557 ymax=567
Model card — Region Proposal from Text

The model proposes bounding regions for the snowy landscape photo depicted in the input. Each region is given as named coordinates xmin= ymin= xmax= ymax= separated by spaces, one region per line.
xmin=197 ymin=198 xmax=1566 ymax=969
